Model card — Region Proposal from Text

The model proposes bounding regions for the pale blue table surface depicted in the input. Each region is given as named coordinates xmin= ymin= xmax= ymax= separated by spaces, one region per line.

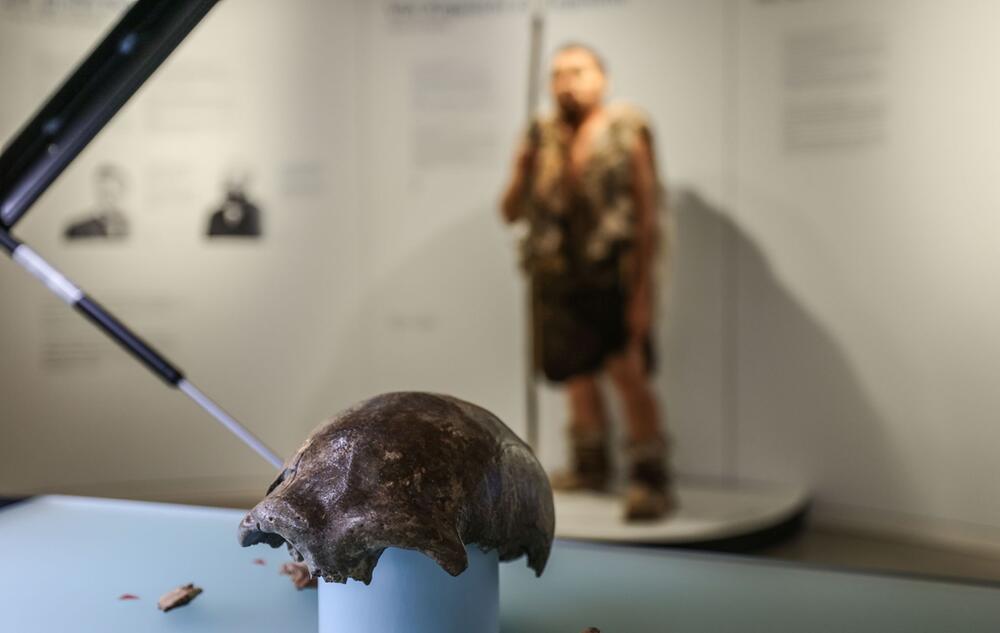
xmin=1 ymin=496 xmax=999 ymax=632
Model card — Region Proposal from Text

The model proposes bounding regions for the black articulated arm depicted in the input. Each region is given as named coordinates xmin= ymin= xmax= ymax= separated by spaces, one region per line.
xmin=0 ymin=230 xmax=182 ymax=385
xmin=0 ymin=0 xmax=221 ymax=230
xmin=0 ymin=0 xmax=284 ymax=469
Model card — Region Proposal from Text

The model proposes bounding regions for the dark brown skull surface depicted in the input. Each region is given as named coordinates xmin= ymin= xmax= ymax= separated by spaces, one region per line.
xmin=238 ymin=392 xmax=555 ymax=584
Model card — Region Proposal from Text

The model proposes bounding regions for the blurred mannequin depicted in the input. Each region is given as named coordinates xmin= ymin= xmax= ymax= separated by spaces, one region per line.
xmin=501 ymin=44 xmax=673 ymax=521
xmin=65 ymin=163 xmax=129 ymax=240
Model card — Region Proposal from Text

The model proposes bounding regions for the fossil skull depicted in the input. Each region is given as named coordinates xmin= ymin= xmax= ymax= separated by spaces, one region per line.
xmin=238 ymin=392 xmax=555 ymax=584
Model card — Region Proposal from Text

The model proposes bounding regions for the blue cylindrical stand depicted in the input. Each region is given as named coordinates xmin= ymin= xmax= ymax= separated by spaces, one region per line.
xmin=318 ymin=546 xmax=499 ymax=633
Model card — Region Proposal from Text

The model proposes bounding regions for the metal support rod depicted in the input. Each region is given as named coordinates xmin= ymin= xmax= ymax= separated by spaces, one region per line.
xmin=523 ymin=5 xmax=545 ymax=452
xmin=0 ymin=231 xmax=283 ymax=470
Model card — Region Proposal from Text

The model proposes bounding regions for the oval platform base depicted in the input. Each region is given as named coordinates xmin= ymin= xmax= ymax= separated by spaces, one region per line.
xmin=554 ymin=480 xmax=811 ymax=551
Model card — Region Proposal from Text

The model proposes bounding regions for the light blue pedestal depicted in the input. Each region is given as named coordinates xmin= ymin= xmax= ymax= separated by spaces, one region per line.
xmin=319 ymin=546 xmax=499 ymax=633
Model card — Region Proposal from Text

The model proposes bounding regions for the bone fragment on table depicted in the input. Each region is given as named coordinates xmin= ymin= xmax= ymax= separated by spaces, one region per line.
xmin=280 ymin=561 xmax=318 ymax=589
xmin=157 ymin=583 xmax=203 ymax=612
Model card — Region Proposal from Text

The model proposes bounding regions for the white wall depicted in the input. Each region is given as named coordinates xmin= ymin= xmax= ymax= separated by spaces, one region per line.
xmin=731 ymin=0 xmax=1000 ymax=549
xmin=3 ymin=0 xmax=1000 ymax=554
xmin=0 ymin=0 xmax=366 ymax=501
xmin=0 ymin=0 xmax=734 ymax=499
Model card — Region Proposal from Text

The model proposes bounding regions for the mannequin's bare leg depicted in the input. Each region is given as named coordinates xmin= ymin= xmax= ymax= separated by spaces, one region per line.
xmin=605 ymin=346 xmax=662 ymax=444
xmin=551 ymin=374 xmax=610 ymax=491
xmin=606 ymin=346 xmax=675 ymax=520
xmin=566 ymin=374 xmax=608 ymax=436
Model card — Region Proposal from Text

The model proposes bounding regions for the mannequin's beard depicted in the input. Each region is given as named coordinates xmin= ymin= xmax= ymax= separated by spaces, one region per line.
xmin=557 ymin=96 xmax=600 ymax=127
xmin=557 ymin=101 xmax=586 ymax=126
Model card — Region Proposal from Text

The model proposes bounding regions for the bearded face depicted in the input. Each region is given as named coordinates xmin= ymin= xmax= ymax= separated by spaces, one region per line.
xmin=550 ymin=47 xmax=607 ymax=124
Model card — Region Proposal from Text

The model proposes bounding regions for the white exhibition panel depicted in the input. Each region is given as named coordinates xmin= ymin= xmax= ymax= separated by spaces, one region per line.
xmin=0 ymin=0 xmax=367 ymax=497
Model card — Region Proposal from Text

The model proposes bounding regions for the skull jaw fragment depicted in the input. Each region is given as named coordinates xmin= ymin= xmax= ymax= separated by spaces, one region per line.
xmin=239 ymin=392 xmax=555 ymax=585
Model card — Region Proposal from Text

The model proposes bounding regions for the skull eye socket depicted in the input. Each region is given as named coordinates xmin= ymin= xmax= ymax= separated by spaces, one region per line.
xmin=266 ymin=468 xmax=294 ymax=495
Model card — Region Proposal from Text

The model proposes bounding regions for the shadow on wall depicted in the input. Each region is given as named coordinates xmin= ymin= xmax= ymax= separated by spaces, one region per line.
xmin=657 ymin=187 xmax=729 ymax=478
xmin=670 ymin=188 xmax=911 ymax=514
xmin=350 ymin=204 xmax=525 ymax=429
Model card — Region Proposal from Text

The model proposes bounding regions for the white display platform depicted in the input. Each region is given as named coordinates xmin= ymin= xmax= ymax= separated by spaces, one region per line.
xmin=554 ymin=480 xmax=810 ymax=546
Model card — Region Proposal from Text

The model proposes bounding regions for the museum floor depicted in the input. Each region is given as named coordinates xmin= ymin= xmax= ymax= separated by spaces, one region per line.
xmin=762 ymin=527 xmax=1000 ymax=585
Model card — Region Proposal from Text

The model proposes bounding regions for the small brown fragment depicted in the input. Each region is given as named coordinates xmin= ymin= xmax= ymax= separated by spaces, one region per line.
xmin=118 ymin=594 xmax=139 ymax=601
xmin=252 ymin=558 xmax=267 ymax=566
xmin=582 ymin=628 xmax=601 ymax=633
xmin=280 ymin=561 xmax=318 ymax=590
xmin=157 ymin=584 xmax=203 ymax=612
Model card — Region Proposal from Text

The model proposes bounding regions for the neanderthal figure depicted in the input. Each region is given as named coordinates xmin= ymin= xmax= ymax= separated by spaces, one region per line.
xmin=501 ymin=44 xmax=674 ymax=521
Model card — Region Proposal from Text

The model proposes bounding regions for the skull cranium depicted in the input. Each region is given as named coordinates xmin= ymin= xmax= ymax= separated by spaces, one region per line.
xmin=238 ymin=392 xmax=555 ymax=584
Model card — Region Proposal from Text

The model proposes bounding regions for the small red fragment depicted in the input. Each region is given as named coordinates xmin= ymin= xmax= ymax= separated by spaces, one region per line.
xmin=118 ymin=594 xmax=140 ymax=601
xmin=252 ymin=558 xmax=267 ymax=566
